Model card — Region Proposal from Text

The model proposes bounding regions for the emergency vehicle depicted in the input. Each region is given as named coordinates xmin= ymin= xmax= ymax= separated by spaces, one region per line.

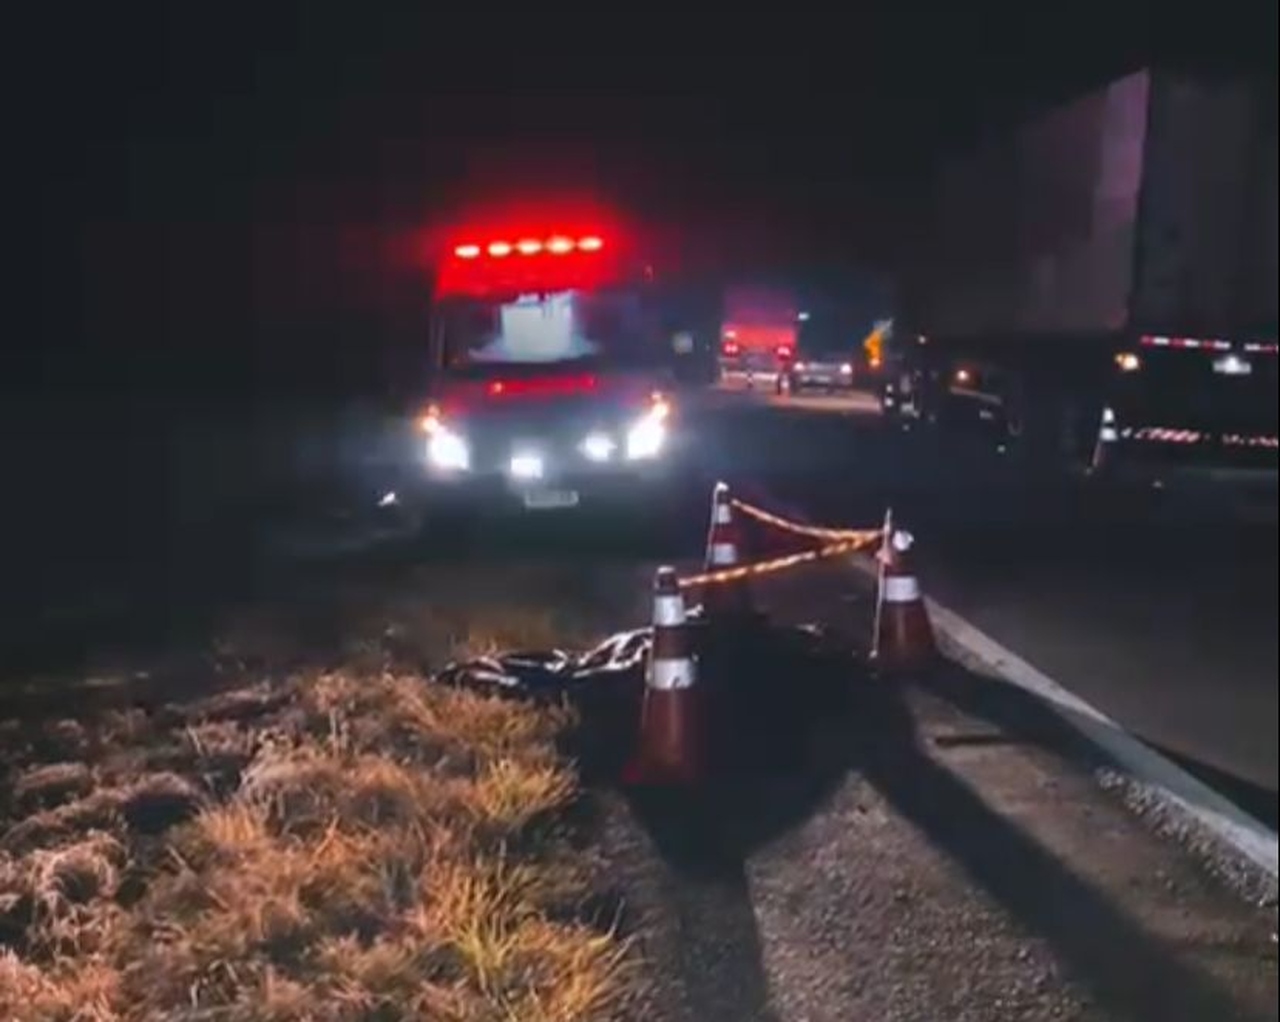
xmin=403 ymin=213 xmax=681 ymax=516
xmin=717 ymin=285 xmax=797 ymax=388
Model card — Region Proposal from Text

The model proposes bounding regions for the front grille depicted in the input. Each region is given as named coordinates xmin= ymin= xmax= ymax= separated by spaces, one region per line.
xmin=461 ymin=420 xmax=629 ymax=476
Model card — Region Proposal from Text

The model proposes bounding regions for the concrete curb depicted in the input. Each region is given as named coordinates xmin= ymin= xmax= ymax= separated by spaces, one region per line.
xmin=848 ymin=552 xmax=1280 ymax=882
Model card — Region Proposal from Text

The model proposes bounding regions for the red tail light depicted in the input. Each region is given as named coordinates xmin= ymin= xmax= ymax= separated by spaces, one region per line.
xmin=776 ymin=345 xmax=793 ymax=360
xmin=722 ymin=341 xmax=740 ymax=357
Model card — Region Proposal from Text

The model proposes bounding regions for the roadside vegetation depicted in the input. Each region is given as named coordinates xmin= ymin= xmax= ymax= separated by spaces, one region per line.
xmin=1 ymin=588 xmax=633 ymax=1021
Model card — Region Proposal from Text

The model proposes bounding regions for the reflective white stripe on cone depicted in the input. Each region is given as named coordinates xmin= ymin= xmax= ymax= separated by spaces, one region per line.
xmin=883 ymin=575 xmax=921 ymax=603
xmin=710 ymin=541 xmax=738 ymax=565
xmin=703 ymin=481 xmax=752 ymax=620
xmin=625 ymin=566 xmax=705 ymax=785
xmin=649 ymin=656 xmax=696 ymax=690
xmin=873 ymin=525 xmax=937 ymax=673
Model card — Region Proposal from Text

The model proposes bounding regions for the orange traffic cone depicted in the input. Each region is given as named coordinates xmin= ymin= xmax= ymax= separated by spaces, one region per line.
xmin=701 ymin=481 xmax=753 ymax=622
xmin=872 ymin=513 xmax=937 ymax=673
xmin=624 ymin=566 xmax=705 ymax=786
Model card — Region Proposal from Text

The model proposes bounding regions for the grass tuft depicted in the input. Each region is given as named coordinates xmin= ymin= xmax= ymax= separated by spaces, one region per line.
xmin=2 ymin=646 xmax=631 ymax=1019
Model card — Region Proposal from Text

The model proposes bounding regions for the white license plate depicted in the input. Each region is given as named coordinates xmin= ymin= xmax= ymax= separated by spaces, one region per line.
xmin=522 ymin=489 xmax=580 ymax=510
xmin=1213 ymin=355 xmax=1252 ymax=375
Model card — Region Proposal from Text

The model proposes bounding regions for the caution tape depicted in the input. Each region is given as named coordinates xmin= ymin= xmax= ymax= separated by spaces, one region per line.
xmin=730 ymin=498 xmax=882 ymax=544
xmin=678 ymin=533 xmax=879 ymax=591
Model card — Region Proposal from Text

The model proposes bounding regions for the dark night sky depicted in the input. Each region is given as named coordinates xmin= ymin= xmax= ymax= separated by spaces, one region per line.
xmin=19 ymin=0 xmax=1276 ymax=394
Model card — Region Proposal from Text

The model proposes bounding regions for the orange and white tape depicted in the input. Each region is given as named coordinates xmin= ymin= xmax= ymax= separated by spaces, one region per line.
xmin=678 ymin=535 xmax=877 ymax=591
xmin=730 ymin=498 xmax=881 ymax=544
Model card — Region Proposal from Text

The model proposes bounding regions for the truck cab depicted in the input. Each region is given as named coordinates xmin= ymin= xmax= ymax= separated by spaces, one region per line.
xmin=403 ymin=219 xmax=681 ymax=517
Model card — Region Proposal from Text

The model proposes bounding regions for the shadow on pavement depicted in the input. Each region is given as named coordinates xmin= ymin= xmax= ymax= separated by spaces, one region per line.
xmin=882 ymin=662 xmax=1271 ymax=1022
xmin=575 ymin=623 xmax=1268 ymax=1022
xmin=570 ymin=623 xmax=857 ymax=1022
xmin=915 ymin=662 xmax=1280 ymax=844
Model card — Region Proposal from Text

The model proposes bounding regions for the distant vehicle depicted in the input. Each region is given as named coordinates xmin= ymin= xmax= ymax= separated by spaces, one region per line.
xmin=779 ymin=352 xmax=857 ymax=394
xmin=388 ymin=213 xmax=682 ymax=520
xmin=777 ymin=309 xmax=857 ymax=394
xmin=891 ymin=67 xmax=1278 ymax=492
xmin=717 ymin=285 xmax=797 ymax=389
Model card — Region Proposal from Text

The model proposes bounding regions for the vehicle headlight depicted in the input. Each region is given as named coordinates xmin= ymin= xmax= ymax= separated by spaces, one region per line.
xmin=427 ymin=427 xmax=470 ymax=471
xmin=509 ymin=452 xmax=544 ymax=480
xmin=840 ymin=362 xmax=853 ymax=374
xmin=625 ymin=412 xmax=666 ymax=460
xmin=581 ymin=432 xmax=616 ymax=462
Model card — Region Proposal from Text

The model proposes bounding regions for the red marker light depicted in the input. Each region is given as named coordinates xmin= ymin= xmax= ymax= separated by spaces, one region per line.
xmin=577 ymin=235 xmax=603 ymax=251
xmin=487 ymin=241 xmax=512 ymax=257
xmin=546 ymin=236 xmax=574 ymax=254
xmin=516 ymin=239 xmax=543 ymax=255
xmin=454 ymin=244 xmax=480 ymax=259
xmin=483 ymin=374 xmax=597 ymax=398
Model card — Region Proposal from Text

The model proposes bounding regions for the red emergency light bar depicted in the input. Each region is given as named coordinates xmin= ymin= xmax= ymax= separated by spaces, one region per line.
xmin=435 ymin=224 xmax=624 ymax=300
xmin=453 ymin=235 xmax=604 ymax=260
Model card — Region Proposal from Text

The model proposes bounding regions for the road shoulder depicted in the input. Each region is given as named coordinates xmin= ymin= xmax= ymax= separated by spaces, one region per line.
xmin=591 ymin=560 xmax=1278 ymax=1020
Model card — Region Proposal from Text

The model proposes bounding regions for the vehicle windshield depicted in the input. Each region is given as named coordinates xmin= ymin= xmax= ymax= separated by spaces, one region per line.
xmin=436 ymin=288 xmax=665 ymax=378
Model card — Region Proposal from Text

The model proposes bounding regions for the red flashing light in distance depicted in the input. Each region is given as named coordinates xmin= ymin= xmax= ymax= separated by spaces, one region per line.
xmin=722 ymin=341 xmax=740 ymax=357
xmin=775 ymin=345 xmax=793 ymax=360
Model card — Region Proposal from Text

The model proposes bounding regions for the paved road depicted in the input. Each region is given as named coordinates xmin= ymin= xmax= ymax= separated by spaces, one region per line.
xmin=685 ymin=389 xmax=1277 ymax=825
xmin=10 ymin=386 xmax=1274 ymax=827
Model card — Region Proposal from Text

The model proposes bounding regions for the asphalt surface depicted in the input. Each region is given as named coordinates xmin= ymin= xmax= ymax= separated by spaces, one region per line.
xmin=690 ymin=386 xmax=1278 ymax=827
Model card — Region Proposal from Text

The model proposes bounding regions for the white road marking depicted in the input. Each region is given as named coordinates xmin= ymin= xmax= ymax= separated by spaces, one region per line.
xmin=848 ymin=551 xmax=1280 ymax=879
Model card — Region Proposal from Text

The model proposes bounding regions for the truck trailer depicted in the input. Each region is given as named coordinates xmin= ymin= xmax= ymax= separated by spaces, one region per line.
xmin=888 ymin=67 xmax=1277 ymax=489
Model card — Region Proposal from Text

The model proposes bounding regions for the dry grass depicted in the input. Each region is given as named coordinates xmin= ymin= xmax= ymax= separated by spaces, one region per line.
xmin=0 ymin=612 xmax=632 ymax=1020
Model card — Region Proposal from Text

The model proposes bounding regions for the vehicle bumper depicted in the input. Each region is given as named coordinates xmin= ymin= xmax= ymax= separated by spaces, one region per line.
xmin=792 ymin=374 xmax=856 ymax=389
xmin=1089 ymin=443 xmax=1277 ymax=520
xmin=393 ymin=461 xmax=678 ymax=517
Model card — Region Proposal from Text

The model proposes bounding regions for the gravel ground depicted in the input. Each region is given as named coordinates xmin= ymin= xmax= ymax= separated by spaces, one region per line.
xmin=597 ymin=560 xmax=1278 ymax=1022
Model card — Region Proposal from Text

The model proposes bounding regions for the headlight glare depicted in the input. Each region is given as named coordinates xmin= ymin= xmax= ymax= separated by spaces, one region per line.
xmin=427 ymin=428 xmax=470 ymax=471
xmin=625 ymin=413 xmax=666 ymax=460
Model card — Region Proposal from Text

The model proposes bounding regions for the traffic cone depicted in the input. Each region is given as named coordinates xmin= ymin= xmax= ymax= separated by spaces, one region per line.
xmin=872 ymin=513 xmax=937 ymax=673
xmin=623 ymin=566 xmax=705 ymax=786
xmin=701 ymin=481 xmax=753 ymax=622
xmin=1089 ymin=405 xmax=1118 ymax=475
